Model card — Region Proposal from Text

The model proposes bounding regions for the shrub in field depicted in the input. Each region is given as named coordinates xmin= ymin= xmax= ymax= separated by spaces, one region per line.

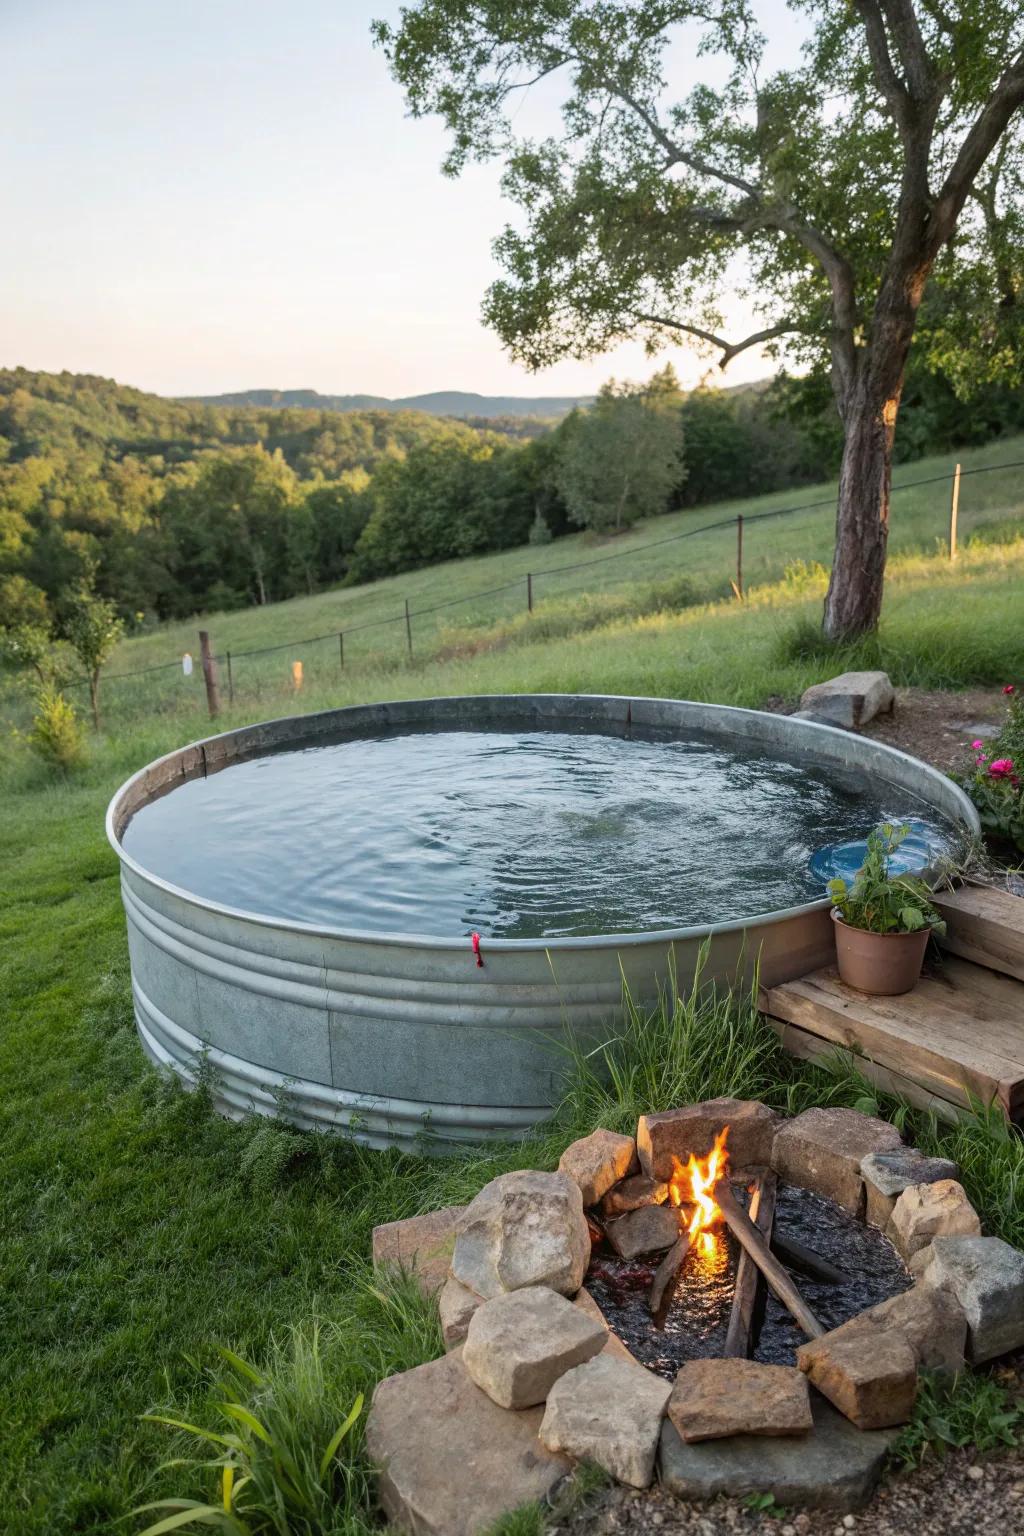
xmin=26 ymin=683 xmax=86 ymax=773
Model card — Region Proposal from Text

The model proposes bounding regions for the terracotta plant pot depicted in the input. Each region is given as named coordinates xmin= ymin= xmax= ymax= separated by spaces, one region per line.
xmin=830 ymin=909 xmax=931 ymax=996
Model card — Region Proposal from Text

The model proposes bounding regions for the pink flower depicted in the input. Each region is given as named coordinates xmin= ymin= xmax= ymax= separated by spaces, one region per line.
xmin=972 ymin=739 xmax=985 ymax=749
xmin=1003 ymin=684 xmax=1016 ymax=695
xmin=988 ymin=758 xmax=1015 ymax=777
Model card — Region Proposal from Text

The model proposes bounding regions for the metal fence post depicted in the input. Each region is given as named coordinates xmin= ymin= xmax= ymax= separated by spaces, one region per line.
xmin=735 ymin=514 xmax=744 ymax=599
xmin=339 ymin=631 xmax=345 ymax=670
xmin=527 ymin=572 xmax=533 ymax=613
xmin=949 ymin=462 xmax=961 ymax=560
xmin=198 ymin=630 xmax=220 ymax=718
xmin=226 ymin=649 xmax=234 ymax=704
xmin=404 ymin=598 xmax=413 ymax=657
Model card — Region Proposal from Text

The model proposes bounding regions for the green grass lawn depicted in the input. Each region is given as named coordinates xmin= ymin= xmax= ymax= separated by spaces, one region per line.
xmin=3 ymin=482 xmax=1024 ymax=1532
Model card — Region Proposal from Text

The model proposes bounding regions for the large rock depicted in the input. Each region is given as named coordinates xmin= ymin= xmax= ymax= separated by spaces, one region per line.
xmin=798 ymin=670 xmax=895 ymax=729
xmin=451 ymin=1171 xmax=590 ymax=1300
xmin=797 ymin=1327 xmax=918 ymax=1429
xmin=366 ymin=1349 xmax=572 ymax=1536
xmin=372 ymin=1205 xmax=467 ymax=1297
xmin=605 ymin=1203 xmax=682 ymax=1259
xmin=798 ymin=1282 xmax=965 ymax=1374
xmin=463 ymin=1285 xmax=607 ymax=1409
xmin=601 ymin=1174 xmax=669 ymax=1217
xmin=439 ymin=1275 xmax=484 ymax=1351
xmin=668 ymin=1359 xmax=812 ymax=1442
xmin=659 ymin=1394 xmax=897 ymax=1512
xmin=860 ymin=1149 xmax=961 ymax=1229
xmin=637 ymin=1098 xmax=779 ymax=1181
xmin=771 ymin=1107 xmax=902 ymax=1215
xmin=886 ymin=1179 xmax=981 ymax=1260
xmin=540 ymin=1354 xmax=672 ymax=1488
xmin=558 ymin=1128 xmax=639 ymax=1207
xmin=915 ymin=1235 xmax=1024 ymax=1361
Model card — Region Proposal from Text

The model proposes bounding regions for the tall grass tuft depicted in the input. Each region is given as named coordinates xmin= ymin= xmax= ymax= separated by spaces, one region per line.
xmin=133 ymin=1272 xmax=443 ymax=1536
xmin=554 ymin=946 xmax=784 ymax=1140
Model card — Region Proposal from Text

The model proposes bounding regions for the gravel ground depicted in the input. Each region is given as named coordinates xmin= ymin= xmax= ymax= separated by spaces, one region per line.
xmin=555 ymin=1448 xmax=1024 ymax=1536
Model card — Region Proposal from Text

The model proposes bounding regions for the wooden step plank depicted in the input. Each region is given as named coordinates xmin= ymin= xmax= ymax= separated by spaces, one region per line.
xmin=765 ymin=1017 xmax=961 ymax=1124
xmin=760 ymin=967 xmax=1024 ymax=1121
xmin=762 ymin=966 xmax=1024 ymax=1083
xmin=934 ymin=884 xmax=1024 ymax=983
xmin=935 ymin=953 xmax=1024 ymax=1021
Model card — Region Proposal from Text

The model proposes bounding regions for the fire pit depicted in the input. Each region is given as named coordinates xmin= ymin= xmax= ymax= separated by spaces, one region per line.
xmin=587 ymin=1124 xmax=913 ymax=1377
xmin=366 ymin=1100 xmax=1024 ymax=1534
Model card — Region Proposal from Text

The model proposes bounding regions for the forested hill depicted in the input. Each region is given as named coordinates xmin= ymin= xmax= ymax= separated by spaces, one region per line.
xmin=0 ymin=367 xmax=531 ymax=476
xmin=182 ymin=386 xmax=592 ymax=419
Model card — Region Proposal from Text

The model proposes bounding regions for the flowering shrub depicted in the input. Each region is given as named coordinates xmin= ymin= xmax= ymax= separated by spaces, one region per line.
xmin=959 ymin=687 xmax=1024 ymax=851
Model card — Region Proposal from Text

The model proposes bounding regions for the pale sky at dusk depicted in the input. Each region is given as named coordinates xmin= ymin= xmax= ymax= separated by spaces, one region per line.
xmin=2 ymin=0 xmax=802 ymax=400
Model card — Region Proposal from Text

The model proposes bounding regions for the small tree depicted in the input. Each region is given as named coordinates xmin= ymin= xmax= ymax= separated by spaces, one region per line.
xmin=63 ymin=585 xmax=124 ymax=731
xmin=555 ymin=379 xmax=686 ymax=533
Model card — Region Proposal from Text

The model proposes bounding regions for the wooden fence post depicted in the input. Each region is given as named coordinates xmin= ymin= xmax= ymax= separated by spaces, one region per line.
xmin=198 ymin=630 xmax=220 ymax=718
xmin=949 ymin=462 xmax=961 ymax=560
xmin=404 ymin=599 xmax=413 ymax=657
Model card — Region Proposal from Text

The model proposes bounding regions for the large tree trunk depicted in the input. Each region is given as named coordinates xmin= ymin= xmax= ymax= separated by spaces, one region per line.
xmin=821 ymin=386 xmax=895 ymax=640
xmin=823 ymin=279 xmax=921 ymax=641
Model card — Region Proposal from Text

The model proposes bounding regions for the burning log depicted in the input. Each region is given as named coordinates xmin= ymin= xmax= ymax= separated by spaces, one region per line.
xmin=723 ymin=1171 xmax=777 ymax=1358
xmin=771 ymin=1232 xmax=846 ymax=1286
xmin=647 ymin=1126 xmax=729 ymax=1316
xmin=715 ymin=1180 xmax=825 ymax=1340
xmin=647 ymin=1221 xmax=691 ymax=1315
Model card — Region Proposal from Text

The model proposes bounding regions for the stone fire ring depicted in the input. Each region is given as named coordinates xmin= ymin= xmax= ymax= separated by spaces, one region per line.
xmin=367 ymin=1100 xmax=1024 ymax=1536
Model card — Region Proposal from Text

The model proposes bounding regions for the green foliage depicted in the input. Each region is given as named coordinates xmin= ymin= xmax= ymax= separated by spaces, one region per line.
xmin=744 ymin=1491 xmax=787 ymax=1517
xmin=527 ymin=508 xmax=553 ymax=545
xmin=555 ymin=945 xmax=783 ymax=1141
xmin=828 ymin=825 xmax=947 ymax=936
xmin=25 ymin=682 xmax=86 ymax=773
xmin=555 ymin=377 xmax=686 ymax=534
xmin=61 ymin=581 xmax=125 ymax=729
xmin=350 ymin=435 xmax=526 ymax=580
xmin=0 ymin=620 xmax=56 ymax=680
xmin=134 ymin=1331 xmax=365 ymax=1536
xmin=376 ymin=3 xmax=1024 ymax=390
xmin=891 ymin=1370 xmax=1024 ymax=1468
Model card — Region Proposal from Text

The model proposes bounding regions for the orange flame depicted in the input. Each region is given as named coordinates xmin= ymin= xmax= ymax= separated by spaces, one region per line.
xmin=668 ymin=1127 xmax=730 ymax=1255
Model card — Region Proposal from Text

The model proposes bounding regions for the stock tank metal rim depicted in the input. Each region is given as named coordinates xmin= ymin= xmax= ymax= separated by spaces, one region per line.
xmin=106 ymin=693 xmax=978 ymax=1151
xmin=105 ymin=692 xmax=978 ymax=950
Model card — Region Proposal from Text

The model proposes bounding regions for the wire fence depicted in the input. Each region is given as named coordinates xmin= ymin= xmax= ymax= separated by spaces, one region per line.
xmin=57 ymin=453 xmax=1024 ymax=727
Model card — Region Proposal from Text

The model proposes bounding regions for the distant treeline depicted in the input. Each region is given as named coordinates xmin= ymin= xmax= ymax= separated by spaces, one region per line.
xmin=1 ymin=362 xmax=1022 ymax=634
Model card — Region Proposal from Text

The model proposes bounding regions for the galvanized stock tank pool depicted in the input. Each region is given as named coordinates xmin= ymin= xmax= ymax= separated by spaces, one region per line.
xmin=107 ymin=695 xmax=977 ymax=1150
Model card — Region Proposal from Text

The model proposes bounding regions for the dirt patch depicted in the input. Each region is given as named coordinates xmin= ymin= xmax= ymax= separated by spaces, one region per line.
xmin=858 ymin=687 xmax=1007 ymax=776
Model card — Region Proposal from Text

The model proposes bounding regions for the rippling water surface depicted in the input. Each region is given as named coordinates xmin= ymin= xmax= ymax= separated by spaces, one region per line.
xmin=121 ymin=726 xmax=951 ymax=938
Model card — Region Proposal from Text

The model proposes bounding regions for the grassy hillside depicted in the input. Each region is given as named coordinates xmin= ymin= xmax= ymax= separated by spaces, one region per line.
xmin=58 ymin=432 xmax=1024 ymax=729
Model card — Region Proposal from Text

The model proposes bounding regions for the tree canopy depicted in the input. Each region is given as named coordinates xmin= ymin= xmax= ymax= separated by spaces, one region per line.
xmin=375 ymin=1 xmax=1024 ymax=635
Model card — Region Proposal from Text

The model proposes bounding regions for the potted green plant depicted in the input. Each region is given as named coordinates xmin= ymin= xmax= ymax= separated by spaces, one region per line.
xmin=828 ymin=823 xmax=946 ymax=995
